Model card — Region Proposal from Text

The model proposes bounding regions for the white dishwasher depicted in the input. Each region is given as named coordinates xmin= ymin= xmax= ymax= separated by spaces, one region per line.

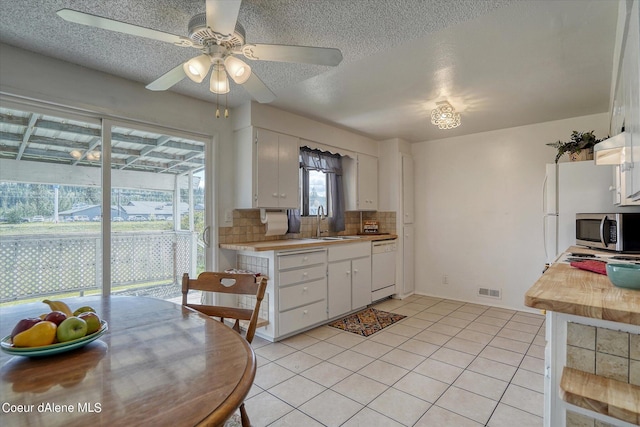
xmin=371 ymin=239 xmax=397 ymax=301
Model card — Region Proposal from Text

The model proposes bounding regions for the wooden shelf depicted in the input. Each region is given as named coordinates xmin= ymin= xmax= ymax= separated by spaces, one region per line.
xmin=560 ymin=366 xmax=640 ymax=425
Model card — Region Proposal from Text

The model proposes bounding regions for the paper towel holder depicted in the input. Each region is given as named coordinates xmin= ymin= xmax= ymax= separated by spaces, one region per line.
xmin=260 ymin=208 xmax=286 ymax=224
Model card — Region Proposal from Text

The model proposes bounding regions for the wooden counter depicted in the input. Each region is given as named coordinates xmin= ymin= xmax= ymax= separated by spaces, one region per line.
xmin=524 ymin=247 xmax=640 ymax=326
xmin=525 ymin=247 xmax=640 ymax=427
xmin=220 ymin=234 xmax=397 ymax=252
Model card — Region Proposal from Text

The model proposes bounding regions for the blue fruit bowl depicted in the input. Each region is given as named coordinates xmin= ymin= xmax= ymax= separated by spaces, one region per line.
xmin=606 ymin=263 xmax=640 ymax=290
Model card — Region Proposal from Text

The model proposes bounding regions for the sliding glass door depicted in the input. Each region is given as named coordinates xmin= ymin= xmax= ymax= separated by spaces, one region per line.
xmin=0 ymin=103 xmax=214 ymax=306
xmin=0 ymin=104 xmax=104 ymax=303
xmin=106 ymin=121 xmax=210 ymax=302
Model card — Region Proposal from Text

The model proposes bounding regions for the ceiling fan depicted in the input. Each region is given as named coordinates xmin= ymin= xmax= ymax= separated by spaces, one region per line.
xmin=56 ymin=0 xmax=343 ymax=104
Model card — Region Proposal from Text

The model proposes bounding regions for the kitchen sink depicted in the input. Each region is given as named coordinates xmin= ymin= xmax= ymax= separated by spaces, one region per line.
xmin=313 ymin=236 xmax=362 ymax=241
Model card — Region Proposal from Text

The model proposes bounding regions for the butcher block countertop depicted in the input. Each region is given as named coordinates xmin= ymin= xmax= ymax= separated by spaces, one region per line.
xmin=220 ymin=234 xmax=398 ymax=252
xmin=525 ymin=246 xmax=640 ymax=326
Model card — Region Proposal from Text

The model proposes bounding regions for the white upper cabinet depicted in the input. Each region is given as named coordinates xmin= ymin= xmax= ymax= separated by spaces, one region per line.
xmin=345 ymin=153 xmax=378 ymax=210
xmin=235 ymin=127 xmax=300 ymax=209
xmin=609 ymin=0 xmax=640 ymax=203
xmin=624 ymin=0 xmax=640 ymax=201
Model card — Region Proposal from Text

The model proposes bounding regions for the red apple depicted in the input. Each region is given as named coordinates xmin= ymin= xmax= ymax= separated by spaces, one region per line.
xmin=10 ymin=318 xmax=42 ymax=340
xmin=78 ymin=312 xmax=101 ymax=334
xmin=44 ymin=310 xmax=67 ymax=326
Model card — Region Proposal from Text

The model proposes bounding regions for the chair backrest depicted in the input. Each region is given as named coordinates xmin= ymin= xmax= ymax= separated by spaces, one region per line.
xmin=182 ymin=272 xmax=267 ymax=343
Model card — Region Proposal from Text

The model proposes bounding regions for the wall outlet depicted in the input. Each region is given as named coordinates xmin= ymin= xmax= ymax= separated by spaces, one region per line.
xmin=224 ymin=209 xmax=233 ymax=223
xmin=442 ymin=275 xmax=448 ymax=285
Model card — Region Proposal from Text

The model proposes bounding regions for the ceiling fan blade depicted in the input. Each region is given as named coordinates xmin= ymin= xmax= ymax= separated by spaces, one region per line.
xmin=242 ymin=73 xmax=276 ymax=103
xmin=57 ymin=9 xmax=193 ymax=47
xmin=205 ymin=0 xmax=241 ymax=36
xmin=242 ymin=44 xmax=343 ymax=66
xmin=146 ymin=64 xmax=187 ymax=91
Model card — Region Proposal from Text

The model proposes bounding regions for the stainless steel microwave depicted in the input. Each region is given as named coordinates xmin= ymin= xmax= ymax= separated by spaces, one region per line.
xmin=576 ymin=213 xmax=640 ymax=252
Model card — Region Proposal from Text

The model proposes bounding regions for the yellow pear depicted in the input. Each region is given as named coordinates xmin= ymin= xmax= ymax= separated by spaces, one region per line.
xmin=12 ymin=321 xmax=57 ymax=347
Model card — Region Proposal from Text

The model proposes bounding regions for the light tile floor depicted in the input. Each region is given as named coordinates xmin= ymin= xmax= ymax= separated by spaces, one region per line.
xmin=241 ymin=295 xmax=546 ymax=427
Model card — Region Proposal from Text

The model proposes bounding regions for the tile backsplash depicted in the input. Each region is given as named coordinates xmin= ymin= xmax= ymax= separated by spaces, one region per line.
xmin=219 ymin=209 xmax=396 ymax=244
xmin=565 ymin=323 xmax=639 ymax=427
xmin=566 ymin=322 xmax=639 ymax=385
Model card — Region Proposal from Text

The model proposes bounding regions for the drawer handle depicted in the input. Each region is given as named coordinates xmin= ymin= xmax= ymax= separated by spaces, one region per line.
xmin=353 ymin=269 xmax=358 ymax=274
xmin=346 ymin=270 xmax=351 ymax=275
xmin=303 ymin=272 xmax=308 ymax=277
xmin=303 ymin=310 xmax=308 ymax=315
xmin=280 ymin=193 xmax=286 ymax=198
xmin=272 ymin=193 xmax=278 ymax=198
xmin=303 ymin=287 xmax=308 ymax=292
xmin=302 ymin=256 xmax=308 ymax=262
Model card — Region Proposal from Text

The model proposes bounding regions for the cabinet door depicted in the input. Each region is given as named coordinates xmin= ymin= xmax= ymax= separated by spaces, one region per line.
xmin=255 ymin=129 xmax=281 ymax=207
xmin=402 ymin=154 xmax=414 ymax=224
xmin=627 ymin=0 xmax=640 ymax=200
xmin=358 ymin=154 xmax=378 ymax=210
xmin=620 ymin=0 xmax=640 ymax=202
xmin=351 ymin=256 xmax=372 ymax=310
xmin=277 ymin=133 xmax=300 ymax=208
xmin=328 ymin=260 xmax=351 ymax=318
xmin=403 ymin=225 xmax=415 ymax=294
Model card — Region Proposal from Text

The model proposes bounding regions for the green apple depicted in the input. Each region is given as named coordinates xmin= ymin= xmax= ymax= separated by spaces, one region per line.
xmin=78 ymin=311 xmax=101 ymax=334
xmin=56 ymin=317 xmax=88 ymax=342
xmin=73 ymin=306 xmax=96 ymax=316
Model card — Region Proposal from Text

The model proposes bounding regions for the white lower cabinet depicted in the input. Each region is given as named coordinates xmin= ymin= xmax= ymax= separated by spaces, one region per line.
xmin=238 ymin=242 xmax=375 ymax=341
xmin=279 ymin=300 xmax=327 ymax=337
xmin=277 ymin=249 xmax=328 ymax=338
xmin=328 ymin=242 xmax=372 ymax=319
xmin=328 ymin=260 xmax=351 ymax=318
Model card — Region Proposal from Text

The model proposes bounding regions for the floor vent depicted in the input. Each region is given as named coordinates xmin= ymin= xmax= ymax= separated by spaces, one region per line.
xmin=478 ymin=287 xmax=502 ymax=299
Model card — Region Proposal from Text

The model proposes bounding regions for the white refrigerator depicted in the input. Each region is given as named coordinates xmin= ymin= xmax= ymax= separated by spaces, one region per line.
xmin=543 ymin=162 xmax=616 ymax=264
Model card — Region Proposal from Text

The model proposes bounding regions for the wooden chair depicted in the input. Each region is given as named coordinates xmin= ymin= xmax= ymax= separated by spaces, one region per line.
xmin=182 ymin=271 xmax=268 ymax=426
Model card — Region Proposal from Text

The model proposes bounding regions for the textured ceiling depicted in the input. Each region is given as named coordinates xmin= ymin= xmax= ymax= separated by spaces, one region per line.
xmin=0 ymin=0 xmax=619 ymax=142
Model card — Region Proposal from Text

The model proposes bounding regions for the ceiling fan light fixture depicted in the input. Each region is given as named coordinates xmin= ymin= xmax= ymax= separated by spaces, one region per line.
xmin=224 ymin=56 xmax=251 ymax=84
xmin=210 ymin=64 xmax=230 ymax=94
xmin=70 ymin=149 xmax=82 ymax=159
xmin=431 ymin=101 xmax=461 ymax=130
xmin=183 ymin=54 xmax=212 ymax=83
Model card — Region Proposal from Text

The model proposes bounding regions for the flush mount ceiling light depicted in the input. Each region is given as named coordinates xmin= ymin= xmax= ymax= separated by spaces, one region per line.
xmin=431 ymin=101 xmax=461 ymax=130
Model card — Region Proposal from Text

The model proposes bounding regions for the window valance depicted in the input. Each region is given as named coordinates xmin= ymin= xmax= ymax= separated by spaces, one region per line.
xmin=300 ymin=140 xmax=355 ymax=159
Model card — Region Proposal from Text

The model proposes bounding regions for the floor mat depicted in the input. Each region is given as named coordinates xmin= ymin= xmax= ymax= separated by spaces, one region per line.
xmin=327 ymin=308 xmax=406 ymax=337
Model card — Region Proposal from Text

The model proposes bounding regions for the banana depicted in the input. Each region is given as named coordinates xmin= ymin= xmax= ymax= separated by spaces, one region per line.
xmin=42 ymin=299 xmax=73 ymax=317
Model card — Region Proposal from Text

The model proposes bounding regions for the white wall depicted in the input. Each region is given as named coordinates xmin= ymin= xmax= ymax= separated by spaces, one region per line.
xmin=0 ymin=44 xmax=228 ymax=137
xmin=412 ymin=113 xmax=610 ymax=311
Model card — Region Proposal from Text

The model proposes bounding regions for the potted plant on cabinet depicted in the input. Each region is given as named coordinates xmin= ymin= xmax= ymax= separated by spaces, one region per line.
xmin=547 ymin=130 xmax=604 ymax=163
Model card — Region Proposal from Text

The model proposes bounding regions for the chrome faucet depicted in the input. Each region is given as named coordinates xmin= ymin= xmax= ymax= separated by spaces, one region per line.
xmin=316 ymin=205 xmax=326 ymax=238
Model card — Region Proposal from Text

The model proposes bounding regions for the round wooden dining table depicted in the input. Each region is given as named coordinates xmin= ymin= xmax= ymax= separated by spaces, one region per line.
xmin=0 ymin=295 xmax=256 ymax=427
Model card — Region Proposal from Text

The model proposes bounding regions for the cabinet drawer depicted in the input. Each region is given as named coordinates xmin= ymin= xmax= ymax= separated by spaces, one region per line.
xmin=328 ymin=241 xmax=371 ymax=262
xmin=279 ymin=264 xmax=326 ymax=287
xmin=279 ymin=278 xmax=327 ymax=312
xmin=278 ymin=251 xmax=326 ymax=270
xmin=279 ymin=300 xmax=327 ymax=336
